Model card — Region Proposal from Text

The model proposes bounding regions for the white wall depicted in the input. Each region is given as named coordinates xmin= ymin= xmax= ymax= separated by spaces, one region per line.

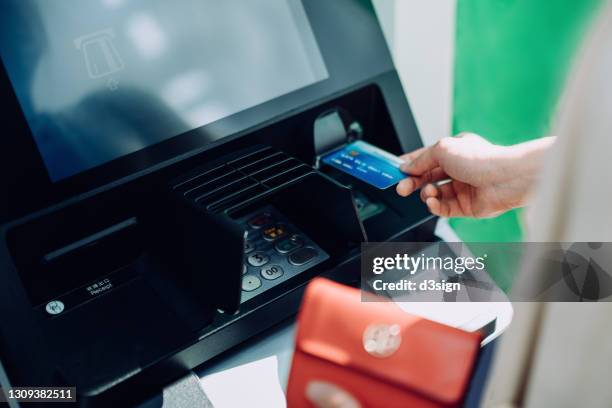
xmin=373 ymin=0 xmax=457 ymax=145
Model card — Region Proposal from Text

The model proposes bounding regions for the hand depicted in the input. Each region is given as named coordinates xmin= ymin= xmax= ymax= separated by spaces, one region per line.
xmin=396 ymin=133 xmax=555 ymax=218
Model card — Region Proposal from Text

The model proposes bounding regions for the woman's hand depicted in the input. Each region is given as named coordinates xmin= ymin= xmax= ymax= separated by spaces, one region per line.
xmin=396 ymin=133 xmax=555 ymax=218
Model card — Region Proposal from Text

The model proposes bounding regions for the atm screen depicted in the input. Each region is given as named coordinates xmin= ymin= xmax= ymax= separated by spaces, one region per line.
xmin=0 ymin=0 xmax=328 ymax=181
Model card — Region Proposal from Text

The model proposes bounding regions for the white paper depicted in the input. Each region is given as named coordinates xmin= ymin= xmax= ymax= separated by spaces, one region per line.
xmin=200 ymin=356 xmax=286 ymax=408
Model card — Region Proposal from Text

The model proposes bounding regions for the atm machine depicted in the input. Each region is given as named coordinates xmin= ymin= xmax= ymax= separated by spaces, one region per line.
xmin=0 ymin=1 xmax=497 ymax=406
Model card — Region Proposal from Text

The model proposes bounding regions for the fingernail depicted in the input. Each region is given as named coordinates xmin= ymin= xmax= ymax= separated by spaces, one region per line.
xmin=400 ymin=160 xmax=411 ymax=173
xmin=425 ymin=197 xmax=437 ymax=213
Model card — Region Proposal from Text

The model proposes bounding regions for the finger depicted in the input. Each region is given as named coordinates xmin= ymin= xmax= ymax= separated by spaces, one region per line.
xmin=397 ymin=167 xmax=448 ymax=197
xmin=396 ymin=177 xmax=416 ymax=197
xmin=420 ymin=183 xmax=439 ymax=201
xmin=400 ymin=144 xmax=440 ymax=175
xmin=425 ymin=197 xmax=442 ymax=216
xmin=425 ymin=196 xmax=466 ymax=218
xmin=399 ymin=146 xmax=427 ymax=165
xmin=396 ymin=169 xmax=444 ymax=197
xmin=435 ymin=180 xmax=457 ymax=200
xmin=420 ymin=178 xmax=455 ymax=201
xmin=424 ymin=180 xmax=484 ymax=217
xmin=439 ymin=180 xmax=472 ymax=217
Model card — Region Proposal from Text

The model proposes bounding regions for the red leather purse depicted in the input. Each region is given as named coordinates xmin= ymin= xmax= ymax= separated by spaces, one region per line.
xmin=287 ymin=278 xmax=481 ymax=407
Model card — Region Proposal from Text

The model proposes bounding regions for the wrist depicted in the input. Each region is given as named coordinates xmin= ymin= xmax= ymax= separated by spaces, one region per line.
xmin=499 ymin=136 xmax=556 ymax=208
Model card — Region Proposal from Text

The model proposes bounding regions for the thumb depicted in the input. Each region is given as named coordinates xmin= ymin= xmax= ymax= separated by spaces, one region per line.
xmin=400 ymin=144 xmax=440 ymax=176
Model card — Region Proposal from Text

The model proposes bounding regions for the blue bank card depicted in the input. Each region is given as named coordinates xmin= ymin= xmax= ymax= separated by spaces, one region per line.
xmin=321 ymin=140 xmax=406 ymax=189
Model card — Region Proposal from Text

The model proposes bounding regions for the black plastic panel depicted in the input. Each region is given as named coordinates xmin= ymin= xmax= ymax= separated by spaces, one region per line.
xmin=0 ymin=2 xmax=432 ymax=401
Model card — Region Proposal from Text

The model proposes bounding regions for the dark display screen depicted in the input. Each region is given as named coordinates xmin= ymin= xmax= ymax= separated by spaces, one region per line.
xmin=0 ymin=0 xmax=328 ymax=181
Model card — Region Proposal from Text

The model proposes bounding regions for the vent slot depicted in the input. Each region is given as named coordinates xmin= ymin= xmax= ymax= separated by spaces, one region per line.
xmin=206 ymin=185 xmax=268 ymax=213
xmin=263 ymin=165 xmax=313 ymax=188
xmin=227 ymin=146 xmax=276 ymax=169
xmin=172 ymin=146 xmax=318 ymax=215
xmin=196 ymin=178 xmax=257 ymax=207
xmin=172 ymin=164 xmax=230 ymax=193
xmin=237 ymin=152 xmax=288 ymax=174
xmin=252 ymin=158 xmax=301 ymax=181
xmin=184 ymin=171 xmax=244 ymax=201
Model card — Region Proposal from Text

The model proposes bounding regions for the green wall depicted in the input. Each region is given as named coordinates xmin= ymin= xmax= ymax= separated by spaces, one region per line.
xmin=451 ymin=0 xmax=602 ymax=290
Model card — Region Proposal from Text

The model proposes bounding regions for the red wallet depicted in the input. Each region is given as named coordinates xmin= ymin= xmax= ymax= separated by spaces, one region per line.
xmin=286 ymin=278 xmax=481 ymax=407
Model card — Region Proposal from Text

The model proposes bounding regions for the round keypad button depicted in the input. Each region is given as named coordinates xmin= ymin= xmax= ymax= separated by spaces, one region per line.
xmin=242 ymin=275 xmax=262 ymax=292
xmin=262 ymin=223 xmax=287 ymax=241
xmin=261 ymin=265 xmax=284 ymax=280
xmin=288 ymin=246 xmax=318 ymax=266
xmin=248 ymin=213 xmax=273 ymax=229
xmin=247 ymin=252 xmax=270 ymax=267
xmin=274 ymin=234 xmax=304 ymax=254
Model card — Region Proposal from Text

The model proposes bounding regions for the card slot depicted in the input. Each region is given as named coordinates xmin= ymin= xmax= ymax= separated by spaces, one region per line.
xmin=183 ymin=171 xmax=244 ymax=200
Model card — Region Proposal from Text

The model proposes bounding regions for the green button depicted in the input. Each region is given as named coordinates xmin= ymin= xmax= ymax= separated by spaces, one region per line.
xmin=274 ymin=234 xmax=303 ymax=253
